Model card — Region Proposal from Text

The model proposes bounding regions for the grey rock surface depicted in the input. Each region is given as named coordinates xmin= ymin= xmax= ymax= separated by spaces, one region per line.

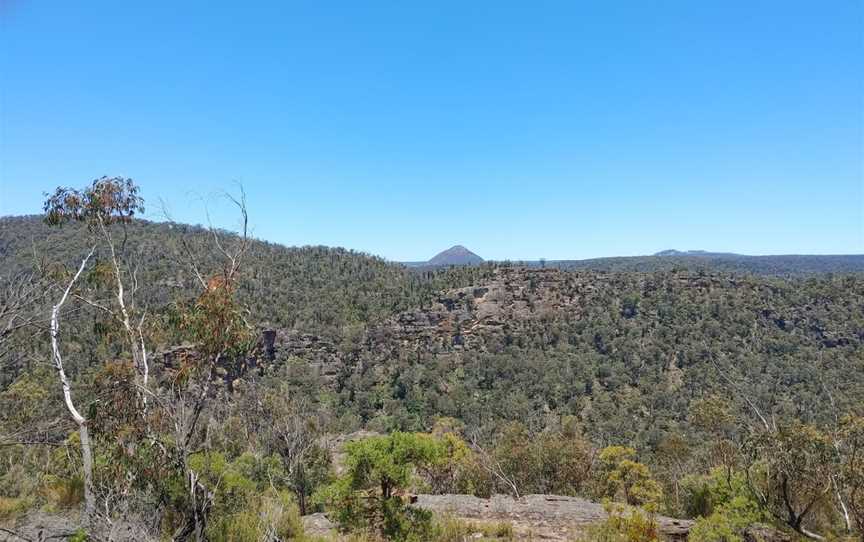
xmin=413 ymin=494 xmax=693 ymax=541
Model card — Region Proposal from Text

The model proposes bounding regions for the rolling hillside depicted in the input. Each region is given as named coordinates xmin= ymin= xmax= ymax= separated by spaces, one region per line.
xmin=2 ymin=213 xmax=864 ymax=540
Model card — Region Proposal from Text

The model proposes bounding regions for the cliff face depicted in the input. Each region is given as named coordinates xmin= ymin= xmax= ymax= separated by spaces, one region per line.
xmin=261 ymin=267 xmax=588 ymax=379
xmin=259 ymin=265 xmax=860 ymax=382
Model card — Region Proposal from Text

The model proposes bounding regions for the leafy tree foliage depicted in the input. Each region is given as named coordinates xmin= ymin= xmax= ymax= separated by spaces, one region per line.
xmin=316 ymin=432 xmax=445 ymax=540
xmin=744 ymin=422 xmax=837 ymax=538
xmin=580 ymin=503 xmax=660 ymax=542
xmin=682 ymin=468 xmax=766 ymax=542
xmin=43 ymin=176 xmax=144 ymax=228
xmin=594 ymin=447 xmax=663 ymax=509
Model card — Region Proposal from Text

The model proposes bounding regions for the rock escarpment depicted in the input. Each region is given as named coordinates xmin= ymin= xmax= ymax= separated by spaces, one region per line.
xmin=155 ymin=266 xmax=860 ymax=398
xmin=252 ymin=265 xmax=858 ymax=386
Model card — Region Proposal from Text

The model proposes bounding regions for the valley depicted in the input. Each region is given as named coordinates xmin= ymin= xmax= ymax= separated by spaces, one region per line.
xmin=1 ymin=203 xmax=863 ymax=541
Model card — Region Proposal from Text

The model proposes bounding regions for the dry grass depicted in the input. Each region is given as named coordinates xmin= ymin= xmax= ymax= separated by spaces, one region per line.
xmin=0 ymin=496 xmax=34 ymax=524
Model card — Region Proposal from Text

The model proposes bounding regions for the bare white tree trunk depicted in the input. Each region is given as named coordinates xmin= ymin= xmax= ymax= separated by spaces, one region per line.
xmin=800 ymin=526 xmax=826 ymax=541
xmin=820 ymin=372 xmax=853 ymax=534
xmin=97 ymin=219 xmax=150 ymax=405
xmin=832 ymin=471 xmax=852 ymax=533
xmin=50 ymin=246 xmax=97 ymax=527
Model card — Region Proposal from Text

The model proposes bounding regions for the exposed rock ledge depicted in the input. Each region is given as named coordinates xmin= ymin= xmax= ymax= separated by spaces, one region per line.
xmin=413 ymin=494 xmax=693 ymax=541
xmin=305 ymin=494 xmax=791 ymax=541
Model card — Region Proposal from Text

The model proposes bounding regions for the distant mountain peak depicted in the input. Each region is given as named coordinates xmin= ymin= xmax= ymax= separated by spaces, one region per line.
xmin=655 ymin=249 xmax=711 ymax=256
xmin=428 ymin=245 xmax=484 ymax=266
xmin=654 ymin=249 xmax=732 ymax=257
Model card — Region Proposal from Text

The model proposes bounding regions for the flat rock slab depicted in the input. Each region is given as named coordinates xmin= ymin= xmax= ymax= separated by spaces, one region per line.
xmin=1 ymin=512 xmax=78 ymax=542
xmin=413 ymin=494 xmax=694 ymax=541
xmin=1 ymin=511 xmax=157 ymax=542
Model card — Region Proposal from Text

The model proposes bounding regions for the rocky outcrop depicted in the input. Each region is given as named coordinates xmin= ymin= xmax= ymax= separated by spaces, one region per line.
xmin=1 ymin=510 xmax=157 ymax=542
xmin=413 ymin=494 xmax=693 ymax=541
xmin=158 ymin=266 xmax=856 ymax=393
xmin=369 ymin=268 xmax=589 ymax=353
xmin=253 ymin=267 xmax=768 ymax=383
xmin=301 ymin=512 xmax=338 ymax=539
xmin=271 ymin=330 xmax=346 ymax=382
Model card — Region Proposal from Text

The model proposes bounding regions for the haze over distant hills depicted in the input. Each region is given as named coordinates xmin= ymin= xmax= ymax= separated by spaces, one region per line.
xmin=402 ymin=243 xmax=864 ymax=276
xmin=544 ymin=251 xmax=864 ymax=276
xmin=653 ymin=249 xmax=735 ymax=257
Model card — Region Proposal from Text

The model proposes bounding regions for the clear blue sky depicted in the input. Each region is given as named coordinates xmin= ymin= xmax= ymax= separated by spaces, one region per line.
xmin=1 ymin=1 xmax=862 ymax=261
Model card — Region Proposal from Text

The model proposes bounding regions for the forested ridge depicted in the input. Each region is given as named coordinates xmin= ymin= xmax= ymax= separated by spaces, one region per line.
xmin=2 ymin=185 xmax=864 ymax=541
xmin=0 ymin=215 xmax=492 ymax=338
xmin=546 ymin=253 xmax=864 ymax=276
xmin=322 ymin=267 xmax=864 ymax=441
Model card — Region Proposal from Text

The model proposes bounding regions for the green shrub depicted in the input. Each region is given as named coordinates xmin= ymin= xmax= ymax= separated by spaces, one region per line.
xmin=580 ymin=503 xmax=659 ymax=542
xmin=421 ymin=426 xmax=493 ymax=497
xmin=594 ymin=447 xmax=663 ymax=510
xmin=206 ymin=489 xmax=304 ymax=541
xmin=680 ymin=467 xmax=754 ymax=519
xmin=681 ymin=467 xmax=766 ymax=542
xmin=688 ymin=495 xmax=764 ymax=542
xmin=488 ymin=420 xmax=594 ymax=497
xmin=380 ymin=498 xmax=436 ymax=542
xmin=186 ymin=452 xmax=305 ymax=541
xmin=207 ymin=509 xmax=260 ymax=542
xmin=316 ymin=432 xmax=447 ymax=541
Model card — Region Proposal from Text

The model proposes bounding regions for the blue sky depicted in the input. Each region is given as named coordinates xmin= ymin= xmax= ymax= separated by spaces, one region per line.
xmin=1 ymin=1 xmax=862 ymax=261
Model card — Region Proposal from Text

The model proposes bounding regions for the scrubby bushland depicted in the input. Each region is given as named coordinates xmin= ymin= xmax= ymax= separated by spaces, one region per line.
xmin=1 ymin=178 xmax=863 ymax=540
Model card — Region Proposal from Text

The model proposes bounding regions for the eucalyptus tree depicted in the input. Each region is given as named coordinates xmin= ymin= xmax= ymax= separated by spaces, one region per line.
xmin=43 ymin=177 xmax=146 ymax=528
